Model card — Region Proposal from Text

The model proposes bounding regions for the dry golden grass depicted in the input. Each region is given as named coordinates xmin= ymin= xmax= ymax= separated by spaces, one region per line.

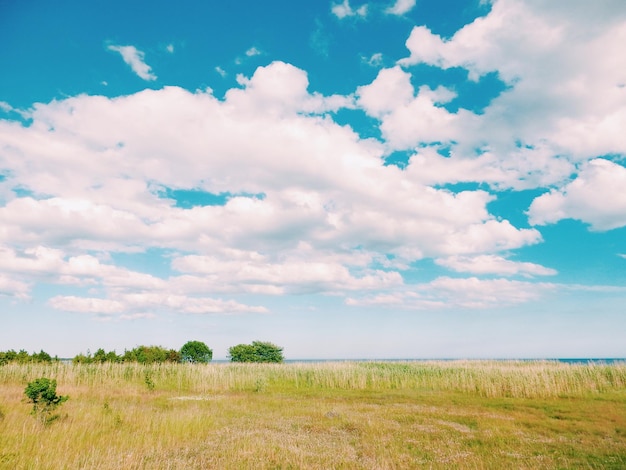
xmin=1 ymin=361 xmax=625 ymax=469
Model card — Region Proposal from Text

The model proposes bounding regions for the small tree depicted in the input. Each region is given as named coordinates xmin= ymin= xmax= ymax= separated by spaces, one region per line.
xmin=228 ymin=341 xmax=284 ymax=363
xmin=24 ymin=378 xmax=68 ymax=424
xmin=180 ymin=340 xmax=212 ymax=363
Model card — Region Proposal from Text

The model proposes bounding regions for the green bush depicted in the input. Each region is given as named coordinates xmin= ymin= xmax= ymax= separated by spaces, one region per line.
xmin=180 ymin=340 xmax=213 ymax=363
xmin=228 ymin=341 xmax=284 ymax=363
xmin=1 ymin=349 xmax=56 ymax=364
xmin=73 ymin=348 xmax=121 ymax=364
xmin=24 ymin=378 xmax=68 ymax=424
xmin=121 ymin=345 xmax=180 ymax=364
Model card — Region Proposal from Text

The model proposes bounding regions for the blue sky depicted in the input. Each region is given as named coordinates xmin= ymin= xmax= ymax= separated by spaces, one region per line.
xmin=1 ymin=0 xmax=626 ymax=359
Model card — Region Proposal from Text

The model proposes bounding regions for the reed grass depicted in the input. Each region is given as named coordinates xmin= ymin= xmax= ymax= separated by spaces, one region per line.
xmin=1 ymin=361 xmax=625 ymax=469
xmin=2 ymin=360 xmax=624 ymax=398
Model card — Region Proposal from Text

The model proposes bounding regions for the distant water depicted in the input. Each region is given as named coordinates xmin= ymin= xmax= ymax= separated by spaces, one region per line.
xmin=552 ymin=358 xmax=626 ymax=365
xmin=211 ymin=358 xmax=626 ymax=364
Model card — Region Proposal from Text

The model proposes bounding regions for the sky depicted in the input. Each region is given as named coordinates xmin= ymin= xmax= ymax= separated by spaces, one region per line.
xmin=1 ymin=0 xmax=625 ymax=359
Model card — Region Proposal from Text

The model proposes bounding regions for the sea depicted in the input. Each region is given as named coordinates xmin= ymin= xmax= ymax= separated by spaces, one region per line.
xmin=209 ymin=358 xmax=626 ymax=364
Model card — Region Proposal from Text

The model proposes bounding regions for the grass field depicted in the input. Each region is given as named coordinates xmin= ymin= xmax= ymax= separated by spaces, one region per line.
xmin=1 ymin=361 xmax=625 ymax=469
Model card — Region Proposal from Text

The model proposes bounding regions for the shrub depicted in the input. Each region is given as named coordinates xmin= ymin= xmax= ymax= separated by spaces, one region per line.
xmin=180 ymin=340 xmax=213 ymax=363
xmin=73 ymin=348 xmax=122 ymax=364
xmin=228 ymin=341 xmax=284 ymax=363
xmin=121 ymin=345 xmax=180 ymax=364
xmin=31 ymin=350 xmax=53 ymax=363
xmin=24 ymin=378 xmax=68 ymax=424
xmin=1 ymin=349 xmax=57 ymax=364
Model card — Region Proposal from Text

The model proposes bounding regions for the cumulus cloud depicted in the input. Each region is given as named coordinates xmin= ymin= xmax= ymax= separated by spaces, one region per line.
xmin=357 ymin=66 xmax=414 ymax=118
xmin=383 ymin=0 xmax=626 ymax=189
xmin=528 ymin=159 xmax=626 ymax=231
xmin=0 ymin=59 xmax=551 ymax=316
xmin=332 ymin=0 xmax=368 ymax=19
xmin=386 ymin=0 xmax=416 ymax=16
xmin=107 ymin=44 xmax=157 ymax=81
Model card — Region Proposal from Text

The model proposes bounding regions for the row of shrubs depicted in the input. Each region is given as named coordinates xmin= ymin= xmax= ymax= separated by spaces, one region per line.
xmin=0 ymin=340 xmax=284 ymax=365
xmin=0 ymin=349 xmax=58 ymax=364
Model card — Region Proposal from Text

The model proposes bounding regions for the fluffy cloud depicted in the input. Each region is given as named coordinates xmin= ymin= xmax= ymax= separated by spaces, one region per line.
xmin=172 ymin=251 xmax=402 ymax=295
xmin=107 ymin=44 xmax=157 ymax=81
xmin=528 ymin=159 xmax=626 ymax=231
xmin=357 ymin=66 xmax=414 ymax=118
xmin=357 ymin=66 xmax=463 ymax=150
xmin=380 ymin=0 xmax=626 ymax=189
xmin=0 ymin=59 xmax=550 ymax=316
xmin=0 ymin=243 xmax=268 ymax=316
xmin=0 ymin=61 xmax=535 ymax=256
xmin=331 ymin=0 xmax=368 ymax=19
xmin=385 ymin=0 xmax=416 ymax=16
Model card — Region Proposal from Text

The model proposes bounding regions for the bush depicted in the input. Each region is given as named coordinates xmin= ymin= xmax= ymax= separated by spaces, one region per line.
xmin=228 ymin=341 xmax=284 ymax=363
xmin=73 ymin=348 xmax=121 ymax=364
xmin=1 ymin=349 xmax=57 ymax=364
xmin=24 ymin=378 xmax=68 ymax=424
xmin=180 ymin=340 xmax=213 ymax=363
xmin=121 ymin=345 xmax=180 ymax=364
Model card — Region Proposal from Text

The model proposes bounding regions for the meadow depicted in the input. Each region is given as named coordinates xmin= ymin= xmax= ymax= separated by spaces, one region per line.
xmin=1 ymin=360 xmax=625 ymax=469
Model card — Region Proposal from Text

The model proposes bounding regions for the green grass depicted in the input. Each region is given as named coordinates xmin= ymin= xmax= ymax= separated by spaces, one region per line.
xmin=1 ymin=361 xmax=625 ymax=469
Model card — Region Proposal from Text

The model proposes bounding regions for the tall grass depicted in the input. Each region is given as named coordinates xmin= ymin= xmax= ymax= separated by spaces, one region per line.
xmin=2 ymin=361 xmax=625 ymax=469
xmin=2 ymin=360 xmax=624 ymax=398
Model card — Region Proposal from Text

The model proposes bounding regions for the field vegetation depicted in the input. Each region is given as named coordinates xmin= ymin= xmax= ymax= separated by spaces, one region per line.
xmin=1 ymin=360 xmax=625 ymax=469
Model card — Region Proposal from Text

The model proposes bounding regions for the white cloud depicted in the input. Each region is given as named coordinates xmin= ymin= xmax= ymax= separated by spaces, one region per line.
xmin=0 ymin=274 xmax=30 ymax=299
xmin=172 ymin=251 xmax=402 ymax=295
xmin=348 ymin=276 xmax=556 ymax=309
xmin=0 ymin=101 xmax=13 ymax=113
xmin=357 ymin=66 xmax=414 ymax=118
xmin=0 ymin=59 xmax=547 ymax=315
xmin=166 ymin=44 xmax=174 ymax=53
xmin=246 ymin=46 xmax=261 ymax=57
xmin=382 ymin=0 xmax=626 ymax=189
xmin=385 ymin=0 xmax=416 ymax=16
xmin=107 ymin=44 xmax=157 ymax=81
xmin=362 ymin=52 xmax=383 ymax=67
xmin=436 ymin=255 xmax=557 ymax=277
xmin=331 ymin=0 xmax=368 ymax=19
xmin=49 ymin=296 xmax=126 ymax=314
xmin=528 ymin=159 xmax=626 ymax=231
xmin=215 ymin=66 xmax=227 ymax=77
xmin=357 ymin=66 xmax=470 ymax=151
xmin=424 ymin=276 xmax=555 ymax=308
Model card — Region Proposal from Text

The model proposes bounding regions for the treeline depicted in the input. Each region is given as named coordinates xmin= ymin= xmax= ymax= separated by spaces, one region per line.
xmin=0 ymin=340 xmax=284 ymax=365
xmin=0 ymin=349 xmax=58 ymax=365
xmin=73 ymin=346 xmax=182 ymax=364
